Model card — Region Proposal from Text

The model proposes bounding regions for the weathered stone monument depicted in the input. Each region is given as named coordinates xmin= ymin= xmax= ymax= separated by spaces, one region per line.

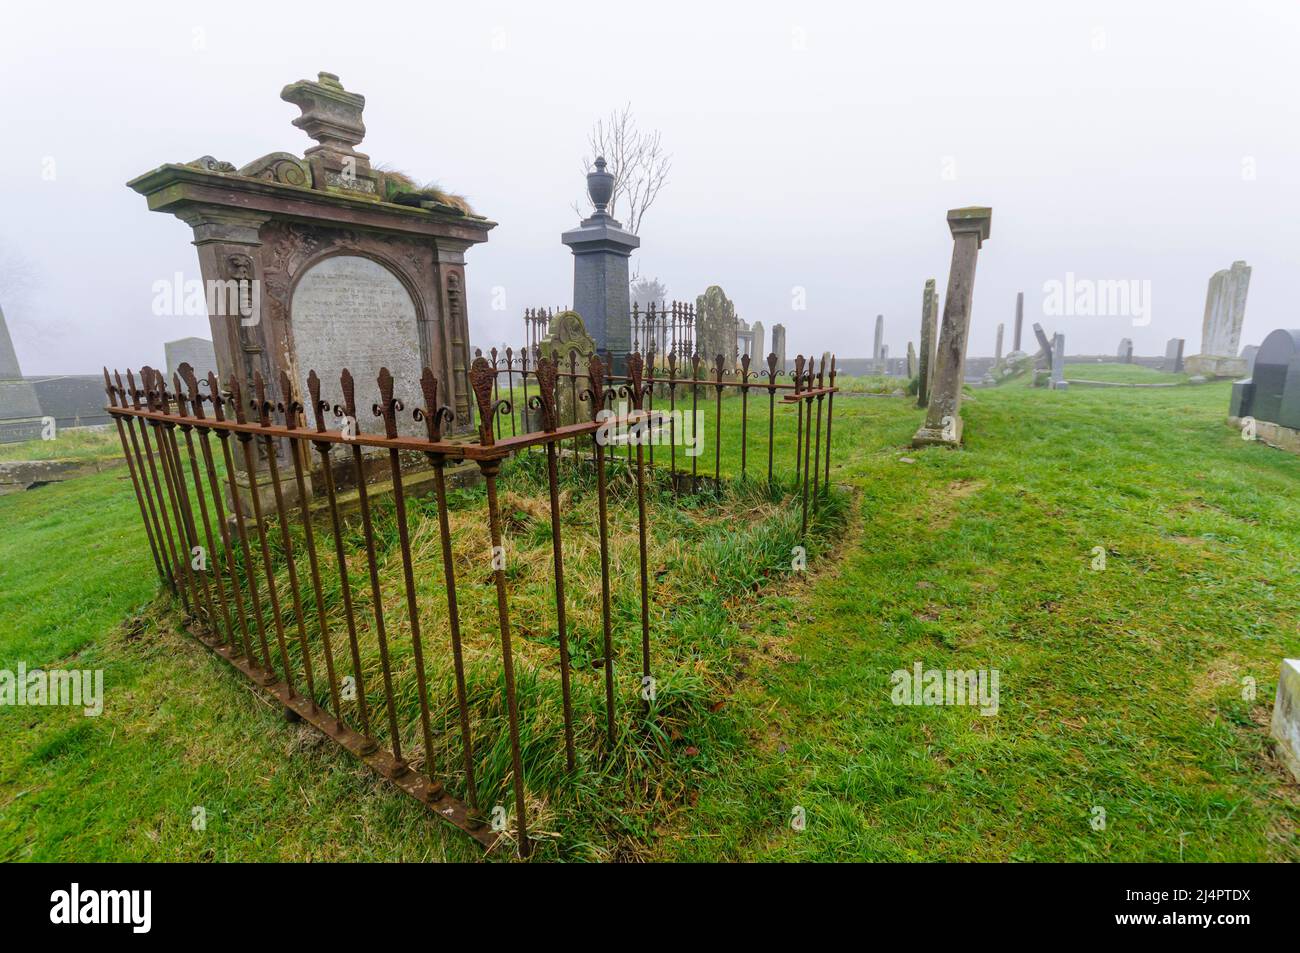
xmin=873 ymin=314 xmax=885 ymax=371
xmin=995 ymin=323 xmax=1005 ymax=364
xmin=751 ymin=321 xmax=765 ymax=363
xmin=1050 ymin=334 xmax=1068 ymax=390
xmin=1032 ymin=322 xmax=1054 ymax=369
xmin=1163 ymin=337 xmax=1185 ymax=373
xmin=906 ymin=341 xmax=918 ymax=379
xmin=916 ymin=278 xmax=939 ymax=408
xmin=540 ymin=310 xmax=598 ymax=426
xmin=695 ymin=286 xmax=739 ymax=365
xmin=1228 ymin=329 xmax=1300 ymax=452
xmin=129 ymin=71 xmax=490 ymax=426
xmin=1117 ymin=338 xmax=1133 ymax=363
xmin=913 ymin=207 xmax=992 ymax=447
xmin=771 ymin=323 xmax=787 ymax=371
xmin=129 ymin=71 xmax=494 ymax=501
xmin=164 ymin=336 xmax=217 ymax=383
xmin=1186 ymin=260 xmax=1251 ymax=378
xmin=563 ymin=158 xmax=639 ymax=366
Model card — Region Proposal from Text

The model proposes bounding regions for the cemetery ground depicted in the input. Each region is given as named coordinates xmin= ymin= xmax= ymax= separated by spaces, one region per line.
xmin=1 ymin=370 xmax=1297 ymax=861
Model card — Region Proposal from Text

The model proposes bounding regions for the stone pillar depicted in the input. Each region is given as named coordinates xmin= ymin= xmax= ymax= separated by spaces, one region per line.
xmin=561 ymin=157 xmax=640 ymax=369
xmin=916 ymin=278 xmax=938 ymax=408
xmin=995 ymin=323 xmax=1004 ymax=363
xmin=1012 ymin=291 xmax=1024 ymax=352
xmin=1050 ymin=333 xmax=1068 ymax=390
xmin=752 ymin=321 xmax=765 ymax=365
xmin=913 ymin=207 xmax=992 ymax=447
xmin=873 ymin=313 xmax=884 ymax=366
xmin=772 ymin=323 xmax=787 ymax=371
xmin=1118 ymin=337 xmax=1133 ymax=363
xmin=906 ymin=341 xmax=918 ymax=379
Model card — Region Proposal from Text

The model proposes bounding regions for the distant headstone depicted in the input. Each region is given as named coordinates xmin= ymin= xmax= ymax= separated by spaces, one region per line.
xmin=165 ymin=336 xmax=217 ymax=383
xmin=1186 ymin=260 xmax=1251 ymax=378
xmin=1032 ymin=322 xmax=1054 ymax=369
xmin=916 ymin=278 xmax=939 ymax=408
xmin=906 ymin=341 xmax=918 ymax=379
xmin=540 ymin=310 xmax=598 ymax=426
xmin=771 ymin=323 xmax=787 ymax=372
xmin=695 ymin=286 xmax=738 ymax=364
xmin=873 ymin=314 xmax=884 ymax=363
xmin=1163 ymin=337 xmax=1185 ymax=373
xmin=1117 ymin=338 xmax=1133 ymax=363
xmin=751 ymin=320 xmax=765 ymax=364
xmin=1050 ymin=333 xmax=1068 ymax=390
xmin=1241 ymin=344 xmax=1260 ymax=376
xmin=913 ymin=207 xmax=992 ymax=447
xmin=995 ymin=323 xmax=1004 ymax=363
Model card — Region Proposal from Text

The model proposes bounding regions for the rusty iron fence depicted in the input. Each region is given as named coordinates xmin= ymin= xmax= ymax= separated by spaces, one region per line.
xmin=102 ymin=347 xmax=837 ymax=857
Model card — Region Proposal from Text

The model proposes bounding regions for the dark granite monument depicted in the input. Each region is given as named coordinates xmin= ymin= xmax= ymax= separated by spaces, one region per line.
xmin=1229 ymin=329 xmax=1300 ymax=452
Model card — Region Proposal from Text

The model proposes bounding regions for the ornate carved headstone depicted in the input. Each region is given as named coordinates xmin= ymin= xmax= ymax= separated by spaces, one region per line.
xmin=128 ymin=71 xmax=494 ymax=502
xmin=540 ymin=310 xmax=598 ymax=426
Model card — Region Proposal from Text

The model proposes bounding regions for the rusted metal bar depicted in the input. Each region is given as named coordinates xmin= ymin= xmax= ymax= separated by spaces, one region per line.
xmin=228 ymin=376 xmax=295 ymax=690
xmin=416 ymin=368 xmax=479 ymax=811
xmin=712 ymin=354 xmax=724 ymax=485
xmin=690 ymin=352 xmax=701 ymax=493
xmin=532 ymin=356 xmax=577 ymax=771
xmin=143 ymin=367 xmax=199 ymax=617
xmin=581 ymin=354 xmax=617 ymax=745
xmin=375 ymin=366 xmax=438 ymax=788
xmin=308 ymin=371 xmax=373 ymax=739
xmin=792 ymin=355 xmax=806 ymax=490
xmin=824 ymin=356 xmax=837 ymax=489
xmin=763 ymin=353 xmax=781 ymax=484
xmin=254 ymin=372 xmax=317 ymax=702
xmin=504 ymin=346 xmax=517 ymax=438
xmin=667 ymin=351 xmax=678 ymax=493
xmin=119 ymin=371 xmax=175 ymax=593
xmin=469 ymin=357 xmax=530 ymax=857
xmin=175 ymin=368 xmax=237 ymax=650
xmin=812 ymin=357 xmax=825 ymax=506
xmin=800 ymin=368 xmax=815 ymax=539
xmin=278 ymin=372 xmax=343 ymax=720
xmin=338 ymin=369 xmax=406 ymax=773
xmin=211 ymin=376 xmax=275 ymax=677
xmin=739 ymin=354 xmax=751 ymax=479
xmin=103 ymin=369 xmax=166 ymax=585
xmin=626 ymin=354 xmax=653 ymax=685
xmin=195 ymin=371 xmax=254 ymax=662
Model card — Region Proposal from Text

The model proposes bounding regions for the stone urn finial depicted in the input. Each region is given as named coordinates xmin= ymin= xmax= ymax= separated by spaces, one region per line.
xmin=587 ymin=156 xmax=615 ymax=216
xmin=281 ymin=71 xmax=367 ymax=159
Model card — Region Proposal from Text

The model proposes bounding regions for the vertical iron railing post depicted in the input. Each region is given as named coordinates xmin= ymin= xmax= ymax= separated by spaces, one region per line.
xmin=103 ymin=369 xmax=166 ymax=585
xmin=581 ymin=355 xmax=617 ymax=746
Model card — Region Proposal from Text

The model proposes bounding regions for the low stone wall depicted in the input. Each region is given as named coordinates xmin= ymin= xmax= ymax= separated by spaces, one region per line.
xmin=0 ymin=457 xmax=124 ymax=495
xmin=1226 ymin=416 xmax=1300 ymax=454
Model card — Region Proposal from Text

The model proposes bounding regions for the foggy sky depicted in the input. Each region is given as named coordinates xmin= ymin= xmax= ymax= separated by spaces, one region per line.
xmin=2 ymin=0 xmax=1297 ymax=375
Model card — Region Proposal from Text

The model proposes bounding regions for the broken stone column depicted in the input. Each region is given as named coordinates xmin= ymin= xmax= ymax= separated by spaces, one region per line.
xmin=995 ymin=323 xmax=1004 ymax=363
xmin=913 ymin=207 xmax=992 ymax=447
xmin=916 ymin=278 xmax=939 ymax=408
xmin=872 ymin=313 xmax=885 ymax=373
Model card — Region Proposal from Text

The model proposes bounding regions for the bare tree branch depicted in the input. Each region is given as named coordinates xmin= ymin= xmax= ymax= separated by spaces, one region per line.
xmin=575 ymin=103 xmax=671 ymax=235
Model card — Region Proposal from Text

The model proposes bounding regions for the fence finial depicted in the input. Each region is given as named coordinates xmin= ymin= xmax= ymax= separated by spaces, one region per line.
xmin=534 ymin=356 xmax=559 ymax=432
xmin=469 ymin=356 xmax=497 ymax=447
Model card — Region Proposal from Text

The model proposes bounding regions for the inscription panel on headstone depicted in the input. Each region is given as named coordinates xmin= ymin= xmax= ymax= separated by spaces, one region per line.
xmin=292 ymin=255 xmax=423 ymax=437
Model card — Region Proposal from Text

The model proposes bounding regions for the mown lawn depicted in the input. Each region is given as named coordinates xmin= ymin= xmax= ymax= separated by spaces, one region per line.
xmin=1 ymin=375 xmax=1297 ymax=861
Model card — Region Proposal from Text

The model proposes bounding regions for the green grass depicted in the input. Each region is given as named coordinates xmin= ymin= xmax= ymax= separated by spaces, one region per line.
xmin=1 ymin=377 xmax=1297 ymax=861
xmin=1064 ymin=362 xmax=1189 ymax=385
xmin=0 ymin=427 xmax=121 ymax=463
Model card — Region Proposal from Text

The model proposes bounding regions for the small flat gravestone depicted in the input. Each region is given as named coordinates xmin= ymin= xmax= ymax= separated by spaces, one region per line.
xmin=1273 ymin=658 xmax=1300 ymax=783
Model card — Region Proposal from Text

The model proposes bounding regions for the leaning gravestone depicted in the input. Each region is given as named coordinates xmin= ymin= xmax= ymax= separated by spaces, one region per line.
xmin=1186 ymin=260 xmax=1251 ymax=378
xmin=906 ymin=341 xmax=918 ymax=379
xmin=913 ymin=207 xmax=992 ymax=448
